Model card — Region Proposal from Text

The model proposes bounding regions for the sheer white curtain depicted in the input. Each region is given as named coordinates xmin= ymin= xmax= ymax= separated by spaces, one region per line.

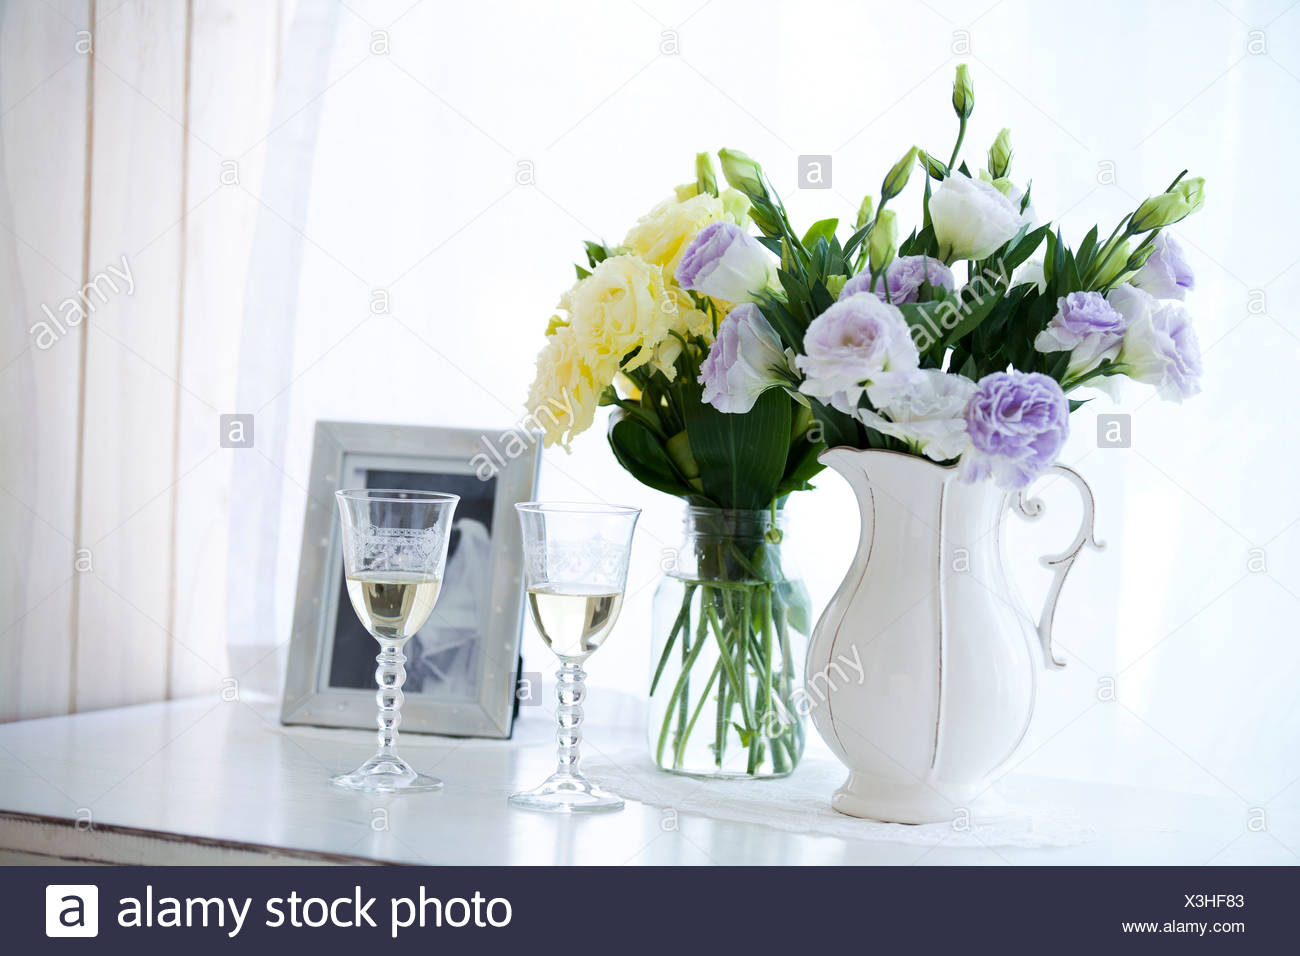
xmin=2 ymin=1 xmax=1295 ymax=807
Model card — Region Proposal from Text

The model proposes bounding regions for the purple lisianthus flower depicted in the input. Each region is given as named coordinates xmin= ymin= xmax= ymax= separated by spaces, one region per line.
xmin=674 ymin=221 xmax=773 ymax=303
xmin=1131 ymin=232 xmax=1194 ymax=300
xmin=1033 ymin=291 xmax=1130 ymax=378
xmin=838 ymin=255 xmax=956 ymax=305
xmin=958 ymin=371 xmax=1070 ymax=490
xmin=698 ymin=303 xmax=789 ymax=414
xmin=795 ymin=293 xmax=919 ymax=413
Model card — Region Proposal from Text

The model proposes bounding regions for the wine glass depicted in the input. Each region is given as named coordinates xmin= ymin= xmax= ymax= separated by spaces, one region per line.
xmin=511 ymin=501 xmax=640 ymax=813
xmin=332 ymin=488 xmax=458 ymax=793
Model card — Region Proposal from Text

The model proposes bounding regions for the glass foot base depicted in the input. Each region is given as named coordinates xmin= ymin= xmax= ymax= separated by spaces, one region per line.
xmin=331 ymin=754 xmax=443 ymax=794
xmin=508 ymin=773 xmax=624 ymax=813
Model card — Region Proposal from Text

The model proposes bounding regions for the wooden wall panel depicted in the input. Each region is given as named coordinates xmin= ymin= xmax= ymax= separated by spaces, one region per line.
xmin=0 ymin=0 xmax=91 ymax=720
xmin=1 ymin=0 xmax=289 ymax=719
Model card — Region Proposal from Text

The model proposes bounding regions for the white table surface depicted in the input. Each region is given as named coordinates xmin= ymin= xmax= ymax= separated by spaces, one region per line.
xmin=0 ymin=696 xmax=1290 ymax=866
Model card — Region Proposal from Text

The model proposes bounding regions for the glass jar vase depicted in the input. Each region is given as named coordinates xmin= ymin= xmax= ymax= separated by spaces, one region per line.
xmin=648 ymin=506 xmax=809 ymax=778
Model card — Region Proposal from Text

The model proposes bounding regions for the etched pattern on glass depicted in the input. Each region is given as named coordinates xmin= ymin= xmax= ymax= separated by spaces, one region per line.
xmin=349 ymin=524 xmax=447 ymax=572
xmin=526 ymin=536 xmax=630 ymax=589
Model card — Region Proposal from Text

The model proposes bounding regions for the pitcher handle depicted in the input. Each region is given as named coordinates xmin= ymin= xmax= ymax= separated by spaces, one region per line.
xmin=1008 ymin=465 xmax=1104 ymax=670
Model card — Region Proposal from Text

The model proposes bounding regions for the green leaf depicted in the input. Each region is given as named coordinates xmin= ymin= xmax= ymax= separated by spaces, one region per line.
xmin=939 ymin=283 xmax=1006 ymax=351
xmin=775 ymin=436 xmax=825 ymax=498
xmin=1076 ymin=225 xmax=1099 ymax=273
xmin=842 ymin=222 xmax=871 ymax=261
xmin=607 ymin=411 xmax=697 ymax=501
xmin=898 ymin=300 xmax=949 ymax=360
xmin=584 ymin=240 xmax=609 ymax=269
xmin=801 ymin=218 xmax=839 ymax=250
xmin=682 ymin=385 xmax=791 ymax=510
xmin=807 ymin=397 xmax=861 ymax=449
xmin=1000 ymin=224 xmax=1050 ymax=273
xmin=777 ymin=579 xmax=813 ymax=636
xmin=910 ymin=223 xmax=939 ymax=259
xmin=752 ymin=292 xmax=804 ymax=352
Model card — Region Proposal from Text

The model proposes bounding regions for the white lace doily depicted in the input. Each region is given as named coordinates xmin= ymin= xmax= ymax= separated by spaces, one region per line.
xmin=585 ymin=750 xmax=1097 ymax=849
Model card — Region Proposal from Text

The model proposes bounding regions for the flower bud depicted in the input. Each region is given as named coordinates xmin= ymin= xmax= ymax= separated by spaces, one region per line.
xmin=988 ymin=128 xmax=1012 ymax=179
xmin=1129 ymin=176 xmax=1206 ymax=232
xmin=919 ymin=150 xmax=948 ymax=180
xmin=1176 ymin=177 xmax=1205 ymax=207
xmin=1095 ymin=239 xmax=1132 ymax=286
xmin=1126 ymin=244 xmax=1155 ymax=273
xmin=826 ymin=274 xmax=849 ymax=298
xmin=855 ymin=194 xmax=874 ymax=231
xmin=694 ymin=152 xmax=718 ymax=197
xmin=868 ymin=209 xmax=898 ymax=275
xmin=718 ymin=148 xmax=768 ymax=202
xmin=881 ymin=146 xmax=919 ymax=202
xmin=952 ymin=64 xmax=974 ymax=119
xmin=666 ymin=430 xmax=700 ymax=478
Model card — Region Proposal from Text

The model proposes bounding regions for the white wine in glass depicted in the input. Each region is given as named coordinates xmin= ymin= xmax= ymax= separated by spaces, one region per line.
xmin=346 ymin=571 xmax=442 ymax=639
xmin=525 ymin=586 xmax=623 ymax=658
xmin=511 ymin=502 xmax=640 ymax=813
xmin=332 ymin=489 xmax=458 ymax=794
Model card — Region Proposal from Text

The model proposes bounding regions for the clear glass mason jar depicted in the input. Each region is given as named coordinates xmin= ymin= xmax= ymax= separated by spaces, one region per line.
xmin=648 ymin=506 xmax=809 ymax=778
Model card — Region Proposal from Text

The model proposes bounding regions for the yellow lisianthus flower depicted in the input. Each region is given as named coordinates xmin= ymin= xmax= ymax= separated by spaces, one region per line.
xmin=528 ymin=255 xmax=716 ymax=447
xmin=560 ymin=254 xmax=675 ymax=378
xmin=623 ymin=188 xmax=751 ymax=276
xmin=524 ymin=324 xmax=600 ymax=449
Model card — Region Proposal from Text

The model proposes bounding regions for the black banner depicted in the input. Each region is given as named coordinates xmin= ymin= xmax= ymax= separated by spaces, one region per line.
xmin=8 ymin=866 xmax=1295 ymax=952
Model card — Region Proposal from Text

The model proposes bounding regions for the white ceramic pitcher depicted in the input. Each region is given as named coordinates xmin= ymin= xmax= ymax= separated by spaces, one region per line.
xmin=805 ymin=448 xmax=1101 ymax=824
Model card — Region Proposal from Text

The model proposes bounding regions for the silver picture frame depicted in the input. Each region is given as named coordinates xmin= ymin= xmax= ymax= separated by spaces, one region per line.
xmin=281 ymin=420 xmax=541 ymax=738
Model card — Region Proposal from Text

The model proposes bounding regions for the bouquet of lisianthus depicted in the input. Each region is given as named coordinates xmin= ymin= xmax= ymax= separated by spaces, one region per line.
xmin=524 ymin=62 xmax=1204 ymax=776
xmin=689 ymin=65 xmax=1203 ymax=491
xmin=524 ymin=162 xmax=819 ymax=776
xmin=524 ymin=165 xmax=821 ymax=509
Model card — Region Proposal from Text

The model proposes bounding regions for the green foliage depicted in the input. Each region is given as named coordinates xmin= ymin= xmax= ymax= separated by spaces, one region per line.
xmin=680 ymin=383 xmax=793 ymax=511
xmin=608 ymin=410 xmax=699 ymax=501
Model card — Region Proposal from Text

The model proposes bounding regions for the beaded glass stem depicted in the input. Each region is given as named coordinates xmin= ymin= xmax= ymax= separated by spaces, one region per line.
xmin=374 ymin=641 xmax=406 ymax=758
xmin=332 ymin=489 xmax=458 ymax=794
xmin=510 ymin=502 xmax=639 ymax=813
xmin=554 ymin=662 xmax=585 ymax=777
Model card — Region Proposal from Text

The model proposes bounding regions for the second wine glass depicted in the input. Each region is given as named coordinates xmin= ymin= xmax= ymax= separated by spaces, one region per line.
xmin=511 ymin=502 xmax=640 ymax=813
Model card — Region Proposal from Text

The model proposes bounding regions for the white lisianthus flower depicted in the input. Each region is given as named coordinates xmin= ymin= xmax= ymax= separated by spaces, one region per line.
xmin=1106 ymin=283 xmax=1156 ymax=328
xmin=1013 ymin=257 xmax=1046 ymax=292
xmin=698 ymin=303 xmax=791 ymax=413
xmin=1131 ymin=232 xmax=1195 ymax=300
xmin=978 ymin=170 xmax=1038 ymax=227
xmin=1117 ymin=296 xmax=1203 ymax=402
xmin=858 ymin=368 xmax=976 ymax=461
xmin=929 ymin=173 xmax=1031 ymax=261
xmin=674 ymin=221 xmax=775 ymax=304
xmin=796 ymin=293 xmax=919 ymax=413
